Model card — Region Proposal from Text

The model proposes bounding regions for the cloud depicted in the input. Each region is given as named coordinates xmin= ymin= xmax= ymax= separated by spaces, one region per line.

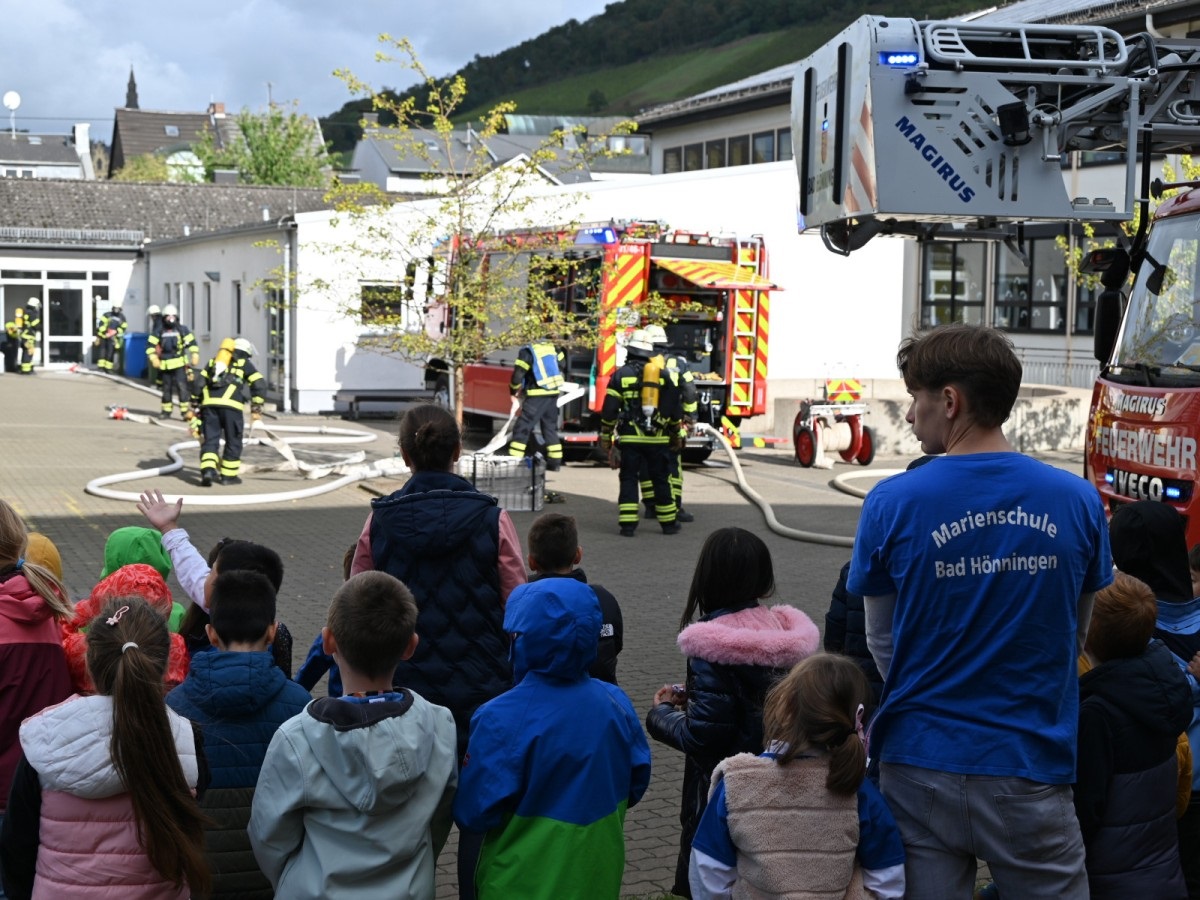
xmin=0 ymin=0 xmax=611 ymax=143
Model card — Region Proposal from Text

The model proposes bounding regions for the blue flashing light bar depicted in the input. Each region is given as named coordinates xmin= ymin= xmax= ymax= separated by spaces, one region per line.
xmin=1166 ymin=486 xmax=1183 ymax=500
xmin=1104 ymin=472 xmax=1114 ymax=484
xmin=576 ymin=226 xmax=617 ymax=245
xmin=879 ymin=51 xmax=920 ymax=67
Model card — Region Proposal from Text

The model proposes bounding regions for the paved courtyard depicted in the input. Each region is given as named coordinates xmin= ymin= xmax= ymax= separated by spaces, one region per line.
xmin=0 ymin=367 xmax=983 ymax=896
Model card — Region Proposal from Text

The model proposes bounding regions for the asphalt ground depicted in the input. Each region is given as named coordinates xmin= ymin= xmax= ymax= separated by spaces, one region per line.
xmin=0 ymin=367 xmax=1077 ymax=896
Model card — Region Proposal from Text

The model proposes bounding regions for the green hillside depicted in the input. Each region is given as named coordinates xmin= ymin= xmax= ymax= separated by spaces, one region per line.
xmin=457 ymin=27 xmax=818 ymax=120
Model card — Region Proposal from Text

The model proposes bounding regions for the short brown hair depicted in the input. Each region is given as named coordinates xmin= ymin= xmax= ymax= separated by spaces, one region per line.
xmin=528 ymin=513 xmax=578 ymax=572
xmin=326 ymin=572 xmax=418 ymax=679
xmin=1087 ymin=572 xmax=1157 ymax=663
xmin=897 ymin=324 xmax=1022 ymax=428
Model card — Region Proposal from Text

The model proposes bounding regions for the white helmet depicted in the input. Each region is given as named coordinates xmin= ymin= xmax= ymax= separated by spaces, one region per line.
xmin=643 ymin=324 xmax=668 ymax=345
xmin=626 ymin=329 xmax=655 ymax=354
xmin=147 ymin=304 xmax=161 ymax=316
xmin=26 ymin=297 xmax=40 ymax=309
xmin=110 ymin=298 xmax=123 ymax=310
xmin=163 ymin=304 xmax=178 ymax=318
xmin=233 ymin=338 xmax=257 ymax=357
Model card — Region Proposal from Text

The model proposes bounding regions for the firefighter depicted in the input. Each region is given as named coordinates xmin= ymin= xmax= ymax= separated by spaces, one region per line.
xmin=192 ymin=337 xmax=265 ymax=487
xmin=18 ymin=297 xmax=41 ymax=374
xmin=146 ymin=304 xmax=163 ymax=388
xmin=600 ymin=328 xmax=683 ymax=537
xmin=3 ymin=305 xmax=23 ymax=373
xmin=146 ymin=304 xmax=199 ymax=418
xmin=93 ymin=296 xmax=127 ymax=373
xmin=640 ymin=325 xmax=698 ymax=523
xmin=507 ymin=338 xmax=566 ymax=471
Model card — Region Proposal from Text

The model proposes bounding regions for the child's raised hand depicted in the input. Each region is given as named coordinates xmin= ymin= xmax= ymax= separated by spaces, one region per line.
xmin=136 ymin=489 xmax=183 ymax=535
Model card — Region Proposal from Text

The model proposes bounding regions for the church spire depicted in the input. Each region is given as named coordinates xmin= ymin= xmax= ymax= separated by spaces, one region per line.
xmin=125 ymin=67 xmax=139 ymax=109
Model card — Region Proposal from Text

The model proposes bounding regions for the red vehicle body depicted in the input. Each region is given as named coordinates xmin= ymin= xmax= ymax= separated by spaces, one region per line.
xmin=458 ymin=221 xmax=779 ymax=459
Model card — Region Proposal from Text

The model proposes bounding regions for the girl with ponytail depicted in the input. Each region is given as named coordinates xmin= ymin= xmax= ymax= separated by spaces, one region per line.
xmin=0 ymin=597 xmax=210 ymax=899
xmin=0 ymin=500 xmax=73 ymax=829
xmin=688 ymin=653 xmax=906 ymax=899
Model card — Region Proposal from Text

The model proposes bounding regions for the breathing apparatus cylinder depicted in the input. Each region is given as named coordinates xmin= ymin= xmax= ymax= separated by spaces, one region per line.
xmin=642 ymin=357 xmax=662 ymax=427
xmin=215 ymin=338 xmax=236 ymax=376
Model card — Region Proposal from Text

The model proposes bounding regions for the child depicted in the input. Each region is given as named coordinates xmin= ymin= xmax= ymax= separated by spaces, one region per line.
xmin=1110 ymin=500 xmax=1200 ymax=897
xmin=0 ymin=597 xmax=210 ymax=898
xmin=453 ymin=577 xmax=652 ymax=899
xmin=249 ymin=571 xmax=457 ymax=899
xmin=137 ymin=490 xmax=294 ymax=674
xmin=689 ymin=653 xmax=905 ymax=899
xmin=167 ymin=570 xmax=312 ymax=897
xmin=61 ymin=563 xmax=190 ymax=693
xmin=1075 ymin=571 xmax=1191 ymax=898
xmin=526 ymin=512 xmax=623 ymax=683
xmin=646 ymin=527 xmax=819 ymax=898
xmin=99 ymin=524 xmax=185 ymax=630
xmin=0 ymin=503 xmax=74 ymax=833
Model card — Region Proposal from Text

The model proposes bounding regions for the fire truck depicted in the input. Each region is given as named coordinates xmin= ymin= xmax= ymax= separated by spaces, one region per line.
xmin=454 ymin=221 xmax=779 ymax=461
xmin=793 ymin=14 xmax=1200 ymax=543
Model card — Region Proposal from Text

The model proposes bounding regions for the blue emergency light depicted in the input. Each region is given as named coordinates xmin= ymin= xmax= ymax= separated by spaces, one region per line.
xmin=879 ymin=51 xmax=920 ymax=67
xmin=575 ymin=226 xmax=617 ymax=245
xmin=1166 ymin=486 xmax=1183 ymax=500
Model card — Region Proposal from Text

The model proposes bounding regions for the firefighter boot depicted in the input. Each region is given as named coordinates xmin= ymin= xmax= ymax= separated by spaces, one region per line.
xmin=676 ymin=507 xmax=695 ymax=523
xmin=200 ymin=468 xmax=217 ymax=487
xmin=661 ymin=521 xmax=682 ymax=535
xmin=619 ymin=525 xmax=637 ymax=537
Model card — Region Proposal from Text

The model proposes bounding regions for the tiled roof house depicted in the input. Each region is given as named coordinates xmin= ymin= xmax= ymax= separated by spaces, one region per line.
xmin=108 ymin=103 xmax=241 ymax=178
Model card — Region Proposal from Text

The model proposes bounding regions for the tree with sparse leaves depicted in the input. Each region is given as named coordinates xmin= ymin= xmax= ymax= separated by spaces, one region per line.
xmin=111 ymin=152 xmax=196 ymax=183
xmin=322 ymin=35 xmax=655 ymax=424
xmin=194 ymin=103 xmax=331 ymax=188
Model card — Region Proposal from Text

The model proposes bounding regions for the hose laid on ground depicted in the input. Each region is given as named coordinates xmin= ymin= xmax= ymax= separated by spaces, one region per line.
xmin=697 ymin=424 xmax=857 ymax=547
xmin=830 ymin=468 xmax=906 ymax=499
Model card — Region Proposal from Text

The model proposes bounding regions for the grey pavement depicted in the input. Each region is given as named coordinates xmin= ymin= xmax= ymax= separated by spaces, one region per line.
xmin=1 ymin=368 xmax=1059 ymax=897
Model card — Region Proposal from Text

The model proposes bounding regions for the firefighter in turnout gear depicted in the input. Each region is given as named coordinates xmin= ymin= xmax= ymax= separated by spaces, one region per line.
xmin=147 ymin=304 xmax=199 ymax=418
xmin=508 ymin=340 xmax=566 ymax=470
xmin=193 ymin=338 xmax=265 ymax=487
xmin=93 ymin=296 xmax=127 ymax=372
xmin=640 ymin=326 xmax=698 ymax=523
xmin=600 ymin=328 xmax=683 ymax=536
xmin=146 ymin=305 xmax=163 ymax=388
xmin=3 ymin=305 xmax=23 ymax=373
xmin=18 ymin=297 xmax=41 ymax=374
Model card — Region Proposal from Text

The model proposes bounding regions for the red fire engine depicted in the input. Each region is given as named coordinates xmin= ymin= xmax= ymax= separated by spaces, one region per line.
xmin=455 ymin=221 xmax=779 ymax=460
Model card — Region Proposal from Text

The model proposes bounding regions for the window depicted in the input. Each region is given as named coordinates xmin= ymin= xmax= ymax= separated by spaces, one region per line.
xmin=728 ymin=135 xmax=750 ymax=166
xmin=163 ymin=283 xmax=171 ymax=306
xmin=777 ymin=128 xmax=793 ymax=162
xmin=705 ymin=139 xmax=726 ymax=169
xmin=752 ymin=131 xmax=775 ymax=164
xmin=360 ymin=283 xmax=423 ymax=332
xmin=91 ymin=272 xmax=108 ymax=281
xmin=203 ymin=283 xmax=212 ymax=331
xmin=992 ymin=238 xmax=1065 ymax=333
xmin=683 ymin=143 xmax=703 ymax=172
xmin=234 ymin=281 xmax=242 ymax=334
xmin=48 ymin=271 xmax=86 ymax=280
xmin=663 ymin=147 xmax=682 ymax=174
xmin=186 ymin=283 xmax=196 ymax=327
xmin=164 ymin=125 xmax=180 ymax=137
xmin=1 ymin=270 xmax=41 ymax=279
xmin=921 ymin=243 xmax=986 ymax=326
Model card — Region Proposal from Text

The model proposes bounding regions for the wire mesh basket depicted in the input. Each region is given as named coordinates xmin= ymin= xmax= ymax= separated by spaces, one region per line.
xmin=456 ymin=454 xmax=545 ymax=512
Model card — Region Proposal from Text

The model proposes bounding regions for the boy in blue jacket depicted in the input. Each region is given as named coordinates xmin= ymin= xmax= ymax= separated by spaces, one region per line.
xmin=454 ymin=577 xmax=651 ymax=899
xmin=166 ymin=570 xmax=312 ymax=896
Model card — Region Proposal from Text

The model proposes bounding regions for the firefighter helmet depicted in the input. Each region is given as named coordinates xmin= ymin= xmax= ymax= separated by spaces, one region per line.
xmin=163 ymin=304 xmax=178 ymax=318
xmin=110 ymin=298 xmax=123 ymax=310
xmin=643 ymin=324 xmax=668 ymax=345
xmin=233 ymin=338 xmax=257 ymax=357
xmin=26 ymin=298 xmax=40 ymax=309
xmin=626 ymin=329 xmax=655 ymax=354
xmin=147 ymin=304 xmax=161 ymax=316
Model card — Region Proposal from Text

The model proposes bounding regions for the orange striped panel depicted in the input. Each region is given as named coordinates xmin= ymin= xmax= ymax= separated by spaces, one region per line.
xmin=593 ymin=246 xmax=649 ymax=412
xmin=754 ymin=291 xmax=770 ymax=414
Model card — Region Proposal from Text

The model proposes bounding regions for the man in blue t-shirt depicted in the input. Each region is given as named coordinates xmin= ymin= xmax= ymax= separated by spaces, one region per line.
xmin=848 ymin=323 xmax=1111 ymax=900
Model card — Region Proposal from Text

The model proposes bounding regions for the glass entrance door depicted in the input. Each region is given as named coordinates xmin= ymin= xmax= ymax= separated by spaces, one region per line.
xmin=47 ymin=287 xmax=87 ymax=365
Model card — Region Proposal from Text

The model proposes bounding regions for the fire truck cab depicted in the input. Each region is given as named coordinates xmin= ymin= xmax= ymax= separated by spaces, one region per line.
xmin=460 ymin=221 xmax=779 ymax=461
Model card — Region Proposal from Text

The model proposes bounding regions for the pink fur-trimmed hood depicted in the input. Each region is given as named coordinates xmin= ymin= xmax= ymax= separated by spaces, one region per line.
xmin=677 ymin=604 xmax=819 ymax=668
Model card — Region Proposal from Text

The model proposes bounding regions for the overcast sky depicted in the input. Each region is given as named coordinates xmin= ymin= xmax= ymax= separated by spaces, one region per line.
xmin=1 ymin=0 xmax=614 ymax=143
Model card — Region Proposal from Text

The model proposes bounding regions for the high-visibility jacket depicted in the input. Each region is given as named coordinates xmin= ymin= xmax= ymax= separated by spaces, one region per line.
xmin=147 ymin=324 xmax=199 ymax=370
xmin=96 ymin=310 xmax=127 ymax=342
xmin=19 ymin=315 xmax=39 ymax=346
xmin=196 ymin=354 xmax=264 ymax=411
xmin=510 ymin=342 xmax=565 ymax=396
xmin=665 ymin=355 xmax=698 ymax=418
xmin=600 ymin=357 xmax=681 ymax=445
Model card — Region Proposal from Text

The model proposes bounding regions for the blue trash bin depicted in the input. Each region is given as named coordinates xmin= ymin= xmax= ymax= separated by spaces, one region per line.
xmin=123 ymin=332 xmax=149 ymax=379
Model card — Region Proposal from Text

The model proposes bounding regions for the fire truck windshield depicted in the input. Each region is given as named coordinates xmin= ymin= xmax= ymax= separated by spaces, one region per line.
xmin=1111 ymin=215 xmax=1200 ymax=385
